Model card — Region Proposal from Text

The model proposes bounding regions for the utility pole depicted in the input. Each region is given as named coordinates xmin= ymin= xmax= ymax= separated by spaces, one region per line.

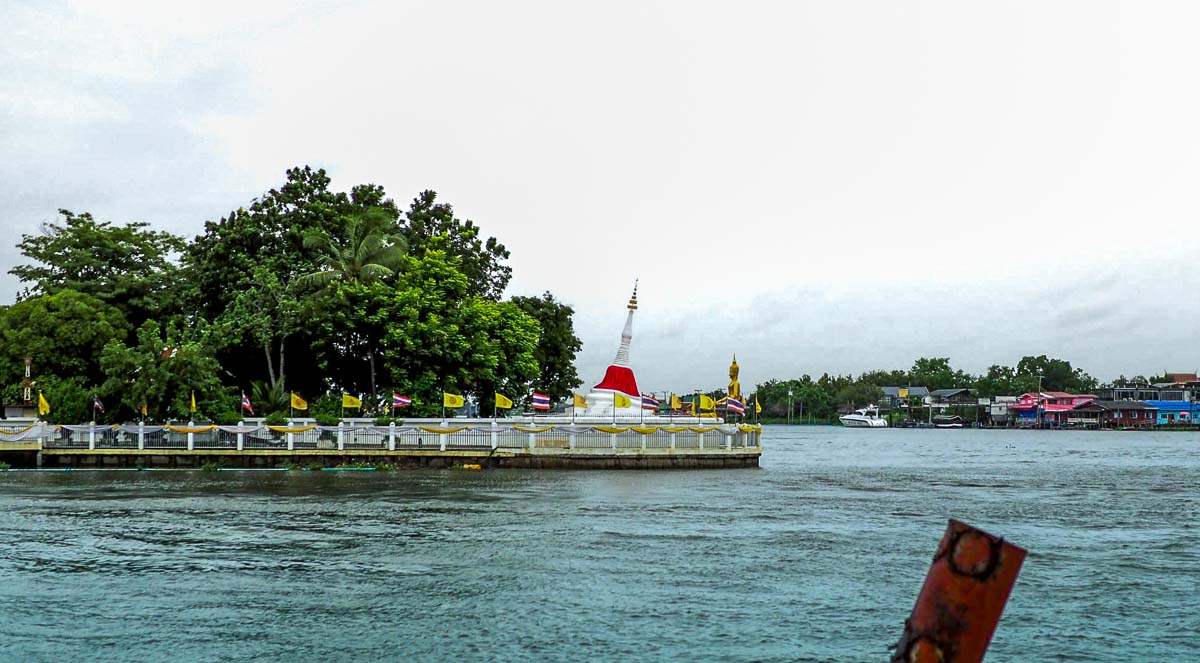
xmin=788 ymin=389 xmax=794 ymax=425
xmin=1036 ymin=375 xmax=1044 ymax=429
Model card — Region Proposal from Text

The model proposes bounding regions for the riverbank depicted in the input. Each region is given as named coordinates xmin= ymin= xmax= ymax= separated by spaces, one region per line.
xmin=0 ymin=419 xmax=762 ymax=470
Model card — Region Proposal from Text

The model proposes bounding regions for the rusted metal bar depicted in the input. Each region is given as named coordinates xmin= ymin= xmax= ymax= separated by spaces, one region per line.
xmin=891 ymin=519 xmax=1027 ymax=663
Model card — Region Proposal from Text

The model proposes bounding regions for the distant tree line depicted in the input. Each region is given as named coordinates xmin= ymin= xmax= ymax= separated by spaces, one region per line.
xmin=1 ymin=166 xmax=582 ymax=422
xmin=750 ymin=356 xmax=1159 ymax=422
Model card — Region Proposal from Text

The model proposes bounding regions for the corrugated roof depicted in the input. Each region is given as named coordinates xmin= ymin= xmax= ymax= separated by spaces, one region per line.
xmin=928 ymin=388 xmax=972 ymax=398
xmin=880 ymin=386 xmax=929 ymax=397
xmin=1075 ymin=400 xmax=1158 ymax=410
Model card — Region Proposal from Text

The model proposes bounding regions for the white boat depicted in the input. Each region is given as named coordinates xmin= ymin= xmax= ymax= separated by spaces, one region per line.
xmin=839 ymin=406 xmax=888 ymax=428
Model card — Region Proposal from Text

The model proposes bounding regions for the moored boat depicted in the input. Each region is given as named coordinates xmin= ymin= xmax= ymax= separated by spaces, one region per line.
xmin=839 ymin=405 xmax=888 ymax=428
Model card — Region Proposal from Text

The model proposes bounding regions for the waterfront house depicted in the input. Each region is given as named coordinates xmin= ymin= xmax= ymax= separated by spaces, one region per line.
xmin=925 ymin=388 xmax=976 ymax=408
xmin=1069 ymin=400 xmax=1157 ymax=428
xmin=1008 ymin=392 xmax=1096 ymax=425
xmin=988 ymin=396 xmax=1017 ymax=425
xmin=1096 ymin=373 xmax=1200 ymax=402
xmin=880 ymin=386 xmax=929 ymax=409
xmin=1141 ymin=400 xmax=1197 ymax=426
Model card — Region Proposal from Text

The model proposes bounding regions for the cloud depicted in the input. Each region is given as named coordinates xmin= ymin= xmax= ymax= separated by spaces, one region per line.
xmin=4 ymin=1 xmax=1200 ymax=391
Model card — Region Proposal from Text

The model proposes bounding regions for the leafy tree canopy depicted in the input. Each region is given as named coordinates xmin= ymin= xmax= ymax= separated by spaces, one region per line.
xmin=10 ymin=209 xmax=185 ymax=326
xmin=511 ymin=292 xmax=583 ymax=403
xmin=401 ymin=190 xmax=511 ymax=300
xmin=0 ymin=290 xmax=130 ymax=387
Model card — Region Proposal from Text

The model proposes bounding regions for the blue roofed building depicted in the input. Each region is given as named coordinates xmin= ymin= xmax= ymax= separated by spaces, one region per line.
xmin=1142 ymin=400 xmax=1198 ymax=425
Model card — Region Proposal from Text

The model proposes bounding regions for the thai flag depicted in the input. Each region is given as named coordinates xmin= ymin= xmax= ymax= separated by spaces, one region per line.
xmin=531 ymin=392 xmax=551 ymax=410
xmin=641 ymin=394 xmax=659 ymax=410
xmin=727 ymin=397 xmax=745 ymax=414
xmin=241 ymin=391 xmax=254 ymax=415
xmin=92 ymin=395 xmax=105 ymax=413
xmin=392 ymin=392 xmax=412 ymax=408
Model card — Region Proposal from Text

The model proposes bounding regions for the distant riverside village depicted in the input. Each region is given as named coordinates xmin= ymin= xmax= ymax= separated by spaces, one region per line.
xmin=749 ymin=359 xmax=1200 ymax=429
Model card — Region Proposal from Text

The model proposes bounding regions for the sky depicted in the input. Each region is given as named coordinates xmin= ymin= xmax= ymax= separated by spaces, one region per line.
xmin=3 ymin=1 xmax=1199 ymax=392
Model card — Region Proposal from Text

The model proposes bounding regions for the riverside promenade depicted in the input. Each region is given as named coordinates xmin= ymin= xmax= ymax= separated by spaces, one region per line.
xmin=0 ymin=418 xmax=762 ymax=469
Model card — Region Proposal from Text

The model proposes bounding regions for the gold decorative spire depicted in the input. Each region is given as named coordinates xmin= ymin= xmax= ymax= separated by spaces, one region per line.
xmin=627 ymin=279 xmax=639 ymax=310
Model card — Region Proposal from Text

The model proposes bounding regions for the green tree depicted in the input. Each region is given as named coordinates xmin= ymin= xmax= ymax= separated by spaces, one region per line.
xmin=910 ymin=357 xmax=959 ymax=390
xmin=185 ymin=167 xmax=397 ymax=393
xmin=0 ymin=290 xmax=130 ymax=387
xmin=212 ymin=267 xmax=303 ymax=391
xmin=99 ymin=320 xmax=225 ymax=420
xmin=511 ymin=292 xmax=583 ymax=404
xmin=35 ymin=376 xmax=95 ymax=424
xmin=294 ymin=207 xmax=406 ymax=290
xmin=1015 ymin=355 xmax=1097 ymax=393
xmin=401 ymin=190 xmax=511 ymax=300
xmin=365 ymin=250 xmax=539 ymax=416
xmin=10 ymin=209 xmax=185 ymax=326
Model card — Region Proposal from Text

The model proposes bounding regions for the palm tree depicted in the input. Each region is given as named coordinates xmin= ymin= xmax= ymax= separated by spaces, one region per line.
xmin=294 ymin=207 xmax=406 ymax=397
xmin=294 ymin=208 xmax=406 ymax=290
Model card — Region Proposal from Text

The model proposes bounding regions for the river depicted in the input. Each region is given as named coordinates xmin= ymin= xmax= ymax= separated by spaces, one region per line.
xmin=0 ymin=426 xmax=1195 ymax=662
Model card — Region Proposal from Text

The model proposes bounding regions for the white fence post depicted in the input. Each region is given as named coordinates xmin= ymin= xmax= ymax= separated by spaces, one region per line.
xmin=670 ymin=432 xmax=676 ymax=450
xmin=528 ymin=432 xmax=536 ymax=451
xmin=287 ymin=420 xmax=294 ymax=451
xmin=569 ymin=432 xmax=576 ymax=449
xmin=88 ymin=426 xmax=96 ymax=450
xmin=641 ymin=434 xmax=648 ymax=450
xmin=186 ymin=421 xmax=194 ymax=451
xmin=725 ymin=434 xmax=732 ymax=450
xmin=698 ymin=432 xmax=704 ymax=450
xmin=388 ymin=422 xmax=396 ymax=451
xmin=439 ymin=434 xmax=447 ymax=452
xmin=337 ymin=422 xmax=345 ymax=451
xmin=491 ymin=421 xmax=499 ymax=450
xmin=137 ymin=421 xmax=145 ymax=450
xmin=610 ymin=433 xmax=618 ymax=450
xmin=236 ymin=420 xmax=244 ymax=451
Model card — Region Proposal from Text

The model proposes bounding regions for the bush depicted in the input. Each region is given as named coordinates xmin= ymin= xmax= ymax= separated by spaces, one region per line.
xmin=37 ymin=376 xmax=96 ymax=424
xmin=314 ymin=413 xmax=341 ymax=426
xmin=213 ymin=411 xmax=242 ymax=426
xmin=200 ymin=460 xmax=224 ymax=472
xmin=264 ymin=412 xmax=288 ymax=426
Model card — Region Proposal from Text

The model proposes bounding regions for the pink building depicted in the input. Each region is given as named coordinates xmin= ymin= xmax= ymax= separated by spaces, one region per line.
xmin=1008 ymin=391 xmax=1097 ymax=425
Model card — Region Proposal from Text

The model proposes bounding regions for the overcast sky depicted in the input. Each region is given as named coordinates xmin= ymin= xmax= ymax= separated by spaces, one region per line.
xmin=3 ymin=1 xmax=1198 ymax=392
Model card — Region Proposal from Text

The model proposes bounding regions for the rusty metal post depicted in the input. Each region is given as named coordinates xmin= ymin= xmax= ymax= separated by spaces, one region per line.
xmin=891 ymin=519 xmax=1027 ymax=663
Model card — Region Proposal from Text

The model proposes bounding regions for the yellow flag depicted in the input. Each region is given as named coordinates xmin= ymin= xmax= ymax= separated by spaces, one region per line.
xmin=190 ymin=390 xmax=197 ymax=413
xmin=37 ymin=391 xmax=50 ymax=416
xmin=573 ymin=393 xmax=587 ymax=408
xmin=614 ymin=393 xmax=632 ymax=408
xmin=755 ymin=396 xmax=762 ymax=414
xmin=290 ymin=392 xmax=308 ymax=410
xmin=140 ymin=402 xmax=148 ymax=417
xmin=495 ymin=393 xmax=513 ymax=409
xmin=443 ymin=392 xmax=465 ymax=408
xmin=670 ymin=394 xmax=682 ymax=409
xmin=342 ymin=393 xmax=362 ymax=408
xmin=899 ymin=388 xmax=909 ymax=398
xmin=699 ymin=395 xmax=716 ymax=410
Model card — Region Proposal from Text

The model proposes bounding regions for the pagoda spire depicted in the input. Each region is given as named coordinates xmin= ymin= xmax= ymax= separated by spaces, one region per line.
xmin=612 ymin=280 xmax=637 ymax=367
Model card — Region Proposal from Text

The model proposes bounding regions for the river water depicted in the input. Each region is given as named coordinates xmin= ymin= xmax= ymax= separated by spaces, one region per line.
xmin=0 ymin=426 xmax=1195 ymax=662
